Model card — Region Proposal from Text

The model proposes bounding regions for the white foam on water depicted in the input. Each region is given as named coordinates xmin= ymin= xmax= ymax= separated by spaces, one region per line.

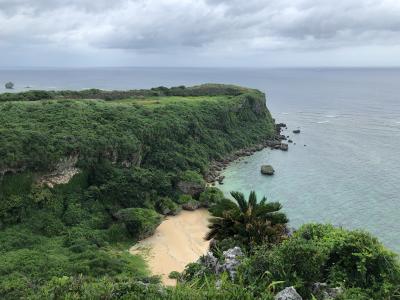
xmin=316 ymin=120 xmax=330 ymax=124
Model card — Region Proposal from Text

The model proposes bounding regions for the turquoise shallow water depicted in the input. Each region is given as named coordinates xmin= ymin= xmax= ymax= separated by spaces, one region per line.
xmin=1 ymin=67 xmax=399 ymax=251
xmin=218 ymin=111 xmax=400 ymax=252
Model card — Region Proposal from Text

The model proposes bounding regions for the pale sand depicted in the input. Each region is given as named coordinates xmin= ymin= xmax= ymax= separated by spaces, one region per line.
xmin=129 ymin=209 xmax=210 ymax=286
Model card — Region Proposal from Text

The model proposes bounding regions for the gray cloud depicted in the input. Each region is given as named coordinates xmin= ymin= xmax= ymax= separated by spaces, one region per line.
xmin=1 ymin=0 xmax=400 ymax=66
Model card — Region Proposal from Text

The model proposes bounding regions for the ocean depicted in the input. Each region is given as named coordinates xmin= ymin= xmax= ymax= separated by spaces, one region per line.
xmin=1 ymin=67 xmax=399 ymax=252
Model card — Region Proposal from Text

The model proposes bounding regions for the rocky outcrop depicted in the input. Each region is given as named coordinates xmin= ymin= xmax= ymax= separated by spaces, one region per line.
xmin=104 ymin=147 xmax=143 ymax=168
xmin=198 ymin=247 xmax=244 ymax=280
xmin=261 ymin=165 xmax=275 ymax=175
xmin=293 ymin=129 xmax=301 ymax=134
xmin=38 ymin=155 xmax=80 ymax=188
xmin=221 ymin=247 xmax=244 ymax=280
xmin=0 ymin=167 xmax=26 ymax=179
xmin=312 ymin=283 xmax=343 ymax=300
xmin=275 ymin=287 xmax=302 ymax=300
xmin=182 ymin=200 xmax=201 ymax=211
xmin=177 ymin=181 xmax=205 ymax=197
xmin=280 ymin=143 xmax=289 ymax=151
xmin=5 ymin=82 xmax=14 ymax=89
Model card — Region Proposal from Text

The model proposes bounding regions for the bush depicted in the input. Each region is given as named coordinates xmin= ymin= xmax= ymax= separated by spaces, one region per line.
xmin=179 ymin=170 xmax=205 ymax=185
xmin=155 ymin=197 xmax=181 ymax=215
xmin=27 ymin=210 xmax=65 ymax=237
xmin=115 ymin=208 xmax=162 ymax=240
xmin=63 ymin=227 xmax=108 ymax=250
xmin=246 ymin=224 xmax=400 ymax=299
xmin=199 ymin=187 xmax=224 ymax=207
xmin=176 ymin=194 xmax=193 ymax=205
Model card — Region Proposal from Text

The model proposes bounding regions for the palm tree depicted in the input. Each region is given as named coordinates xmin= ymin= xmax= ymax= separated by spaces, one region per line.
xmin=205 ymin=191 xmax=288 ymax=250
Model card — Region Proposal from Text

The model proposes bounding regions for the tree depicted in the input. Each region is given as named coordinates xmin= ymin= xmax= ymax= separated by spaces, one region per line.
xmin=206 ymin=191 xmax=288 ymax=250
xmin=115 ymin=208 xmax=162 ymax=240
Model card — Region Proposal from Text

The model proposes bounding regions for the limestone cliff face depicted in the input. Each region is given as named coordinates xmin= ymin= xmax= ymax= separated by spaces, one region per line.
xmin=0 ymin=84 xmax=275 ymax=189
xmin=38 ymin=155 xmax=80 ymax=188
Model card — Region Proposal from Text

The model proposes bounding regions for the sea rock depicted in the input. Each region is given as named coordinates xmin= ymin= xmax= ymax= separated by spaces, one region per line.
xmin=280 ymin=143 xmax=289 ymax=151
xmin=274 ymin=144 xmax=282 ymax=150
xmin=5 ymin=82 xmax=14 ymax=89
xmin=293 ymin=129 xmax=301 ymax=134
xmin=278 ymin=134 xmax=287 ymax=140
xmin=182 ymin=200 xmax=201 ymax=211
xmin=266 ymin=140 xmax=281 ymax=148
xmin=177 ymin=181 xmax=205 ymax=196
xmin=275 ymin=287 xmax=302 ymax=300
xmin=288 ymin=140 xmax=293 ymax=143
xmin=261 ymin=165 xmax=275 ymax=175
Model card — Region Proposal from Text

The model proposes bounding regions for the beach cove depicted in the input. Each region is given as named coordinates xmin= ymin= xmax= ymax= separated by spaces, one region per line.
xmin=130 ymin=209 xmax=210 ymax=285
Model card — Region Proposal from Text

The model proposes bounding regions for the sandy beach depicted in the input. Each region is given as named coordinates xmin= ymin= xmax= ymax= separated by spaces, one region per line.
xmin=130 ymin=209 xmax=210 ymax=285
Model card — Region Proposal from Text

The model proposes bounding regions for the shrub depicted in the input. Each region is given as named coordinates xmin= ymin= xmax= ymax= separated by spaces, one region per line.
xmin=176 ymin=194 xmax=193 ymax=205
xmin=246 ymin=224 xmax=400 ymax=299
xmin=179 ymin=170 xmax=205 ymax=185
xmin=155 ymin=197 xmax=181 ymax=215
xmin=115 ymin=208 xmax=162 ymax=240
xmin=199 ymin=187 xmax=224 ymax=207
xmin=27 ymin=210 xmax=65 ymax=237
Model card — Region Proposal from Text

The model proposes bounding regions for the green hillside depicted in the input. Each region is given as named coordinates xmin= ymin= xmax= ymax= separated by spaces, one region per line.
xmin=0 ymin=84 xmax=276 ymax=298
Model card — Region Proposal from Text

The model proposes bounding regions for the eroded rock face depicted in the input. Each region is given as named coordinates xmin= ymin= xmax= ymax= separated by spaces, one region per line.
xmin=39 ymin=155 xmax=80 ymax=188
xmin=221 ymin=247 xmax=244 ymax=280
xmin=177 ymin=181 xmax=205 ymax=196
xmin=312 ymin=282 xmax=343 ymax=300
xmin=261 ymin=165 xmax=275 ymax=175
xmin=198 ymin=247 xmax=244 ymax=280
xmin=200 ymin=251 xmax=219 ymax=273
xmin=275 ymin=287 xmax=302 ymax=300
xmin=182 ymin=200 xmax=201 ymax=211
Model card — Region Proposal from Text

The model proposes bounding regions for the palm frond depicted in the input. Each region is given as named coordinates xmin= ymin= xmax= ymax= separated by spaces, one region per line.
xmin=208 ymin=198 xmax=237 ymax=217
xmin=248 ymin=191 xmax=257 ymax=211
xmin=259 ymin=196 xmax=267 ymax=205
xmin=231 ymin=191 xmax=247 ymax=212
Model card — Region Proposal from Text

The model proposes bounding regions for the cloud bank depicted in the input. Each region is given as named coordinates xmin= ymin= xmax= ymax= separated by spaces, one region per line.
xmin=1 ymin=0 xmax=400 ymax=66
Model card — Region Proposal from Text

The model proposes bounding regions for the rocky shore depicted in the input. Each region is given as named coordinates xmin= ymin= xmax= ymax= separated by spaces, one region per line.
xmin=205 ymin=123 xmax=289 ymax=184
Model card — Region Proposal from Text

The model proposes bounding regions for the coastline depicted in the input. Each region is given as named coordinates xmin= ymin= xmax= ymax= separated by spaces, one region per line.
xmin=205 ymin=123 xmax=288 ymax=184
xmin=130 ymin=209 xmax=210 ymax=286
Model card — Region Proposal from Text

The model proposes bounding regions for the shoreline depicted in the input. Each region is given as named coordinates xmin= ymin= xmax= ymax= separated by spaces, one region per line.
xmin=130 ymin=209 xmax=210 ymax=286
xmin=205 ymin=123 xmax=288 ymax=184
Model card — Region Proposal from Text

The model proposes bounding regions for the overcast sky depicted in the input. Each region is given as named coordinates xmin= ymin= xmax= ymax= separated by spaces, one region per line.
xmin=1 ymin=0 xmax=400 ymax=67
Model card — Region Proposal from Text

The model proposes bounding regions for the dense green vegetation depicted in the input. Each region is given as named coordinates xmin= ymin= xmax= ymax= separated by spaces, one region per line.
xmin=177 ymin=193 xmax=400 ymax=300
xmin=206 ymin=191 xmax=288 ymax=251
xmin=0 ymin=84 xmax=276 ymax=299
xmin=1 ymin=84 xmax=399 ymax=299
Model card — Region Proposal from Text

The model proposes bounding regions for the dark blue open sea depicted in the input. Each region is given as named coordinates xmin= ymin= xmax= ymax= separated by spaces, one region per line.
xmin=1 ymin=67 xmax=399 ymax=252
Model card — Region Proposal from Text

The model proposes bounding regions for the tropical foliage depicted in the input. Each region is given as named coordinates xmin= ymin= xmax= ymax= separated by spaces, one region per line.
xmin=0 ymin=85 xmax=276 ymax=299
xmin=206 ymin=191 xmax=289 ymax=251
xmin=1 ymin=85 xmax=399 ymax=299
